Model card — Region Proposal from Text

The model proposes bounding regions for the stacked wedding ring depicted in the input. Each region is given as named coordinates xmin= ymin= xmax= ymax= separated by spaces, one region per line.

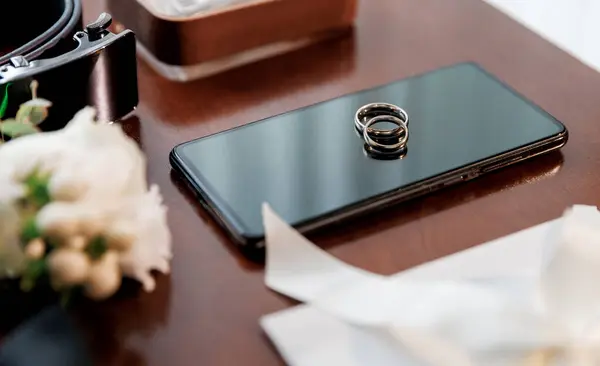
xmin=363 ymin=115 xmax=409 ymax=151
xmin=355 ymin=103 xmax=409 ymax=157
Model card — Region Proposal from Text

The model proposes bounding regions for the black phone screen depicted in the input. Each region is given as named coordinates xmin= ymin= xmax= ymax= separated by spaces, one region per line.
xmin=172 ymin=63 xmax=566 ymax=241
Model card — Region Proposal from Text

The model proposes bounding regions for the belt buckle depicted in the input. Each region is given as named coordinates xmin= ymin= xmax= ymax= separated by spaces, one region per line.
xmin=0 ymin=13 xmax=138 ymax=131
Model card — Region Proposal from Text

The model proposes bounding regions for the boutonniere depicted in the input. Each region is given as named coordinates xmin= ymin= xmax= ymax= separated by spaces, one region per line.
xmin=0 ymin=81 xmax=172 ymax=303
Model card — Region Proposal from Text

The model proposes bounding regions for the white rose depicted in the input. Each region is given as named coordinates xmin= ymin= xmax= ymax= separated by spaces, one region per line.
xmin=0 ymin=107 xmax=172 ymax=290
xmin=0 ymin=107 xmax=147 ymax=201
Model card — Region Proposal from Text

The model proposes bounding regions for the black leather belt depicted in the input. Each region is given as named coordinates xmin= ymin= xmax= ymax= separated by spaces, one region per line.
xmin=0 ymin=0 xmax=138 ymax=131
xmin=0 ymin=0 xmax=82 ymax=65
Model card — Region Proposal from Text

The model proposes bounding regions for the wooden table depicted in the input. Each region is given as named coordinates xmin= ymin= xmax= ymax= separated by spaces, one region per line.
xmin=79 ymin=0 xmax=600 ymax=364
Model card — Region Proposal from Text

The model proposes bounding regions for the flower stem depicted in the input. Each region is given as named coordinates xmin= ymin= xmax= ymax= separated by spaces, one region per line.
xmin=30 ymin=80 xmax=38 ymax=100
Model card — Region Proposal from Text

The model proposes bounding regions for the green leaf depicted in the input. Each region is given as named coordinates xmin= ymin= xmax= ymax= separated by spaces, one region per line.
xmin=24 ymin=170 xmax=52 ymax=208
xmin=21 ymin=217 xmax=41 ymax=244
xmin=86 ymin=237 xmax=108 ymax=260
xmin=0 ymin=119 xmax=39 ymax=137
xmin=20 ymin=259 xmax=47 ymax=292
xmin=0 ymin=83 xmax=11 ymax=120
xmin=16 ymin=102 xmax=50 ymax=125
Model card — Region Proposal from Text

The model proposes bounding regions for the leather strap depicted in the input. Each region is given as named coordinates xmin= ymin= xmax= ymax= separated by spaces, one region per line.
xmin=0 ymin=0 xmax=82 ymax=65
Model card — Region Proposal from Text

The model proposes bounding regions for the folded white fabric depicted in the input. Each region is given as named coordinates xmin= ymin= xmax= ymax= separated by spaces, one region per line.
xmin=137 ymin=0 xmax=255 ymax=17
xmin=262 ymin=204 xmax=600 ymax=365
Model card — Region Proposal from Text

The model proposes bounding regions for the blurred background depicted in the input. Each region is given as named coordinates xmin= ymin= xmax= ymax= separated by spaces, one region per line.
xmin=486 ymin=0 xmax=600 ymax=72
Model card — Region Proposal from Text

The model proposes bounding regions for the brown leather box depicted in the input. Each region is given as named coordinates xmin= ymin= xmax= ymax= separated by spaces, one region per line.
xmin=107 ymin=0 xmax=358 ymax=81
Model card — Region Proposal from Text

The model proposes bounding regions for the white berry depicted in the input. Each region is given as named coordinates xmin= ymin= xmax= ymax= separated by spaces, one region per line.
xmin=84 ymin=251 xmax=121 ymax=300
xmin=47 ymin=248 xmax=91 ymax=286
xmin=24 ymin=238 xmax=46 ymax=259
xmin=66 ymin=236 xmax=87 ymax=250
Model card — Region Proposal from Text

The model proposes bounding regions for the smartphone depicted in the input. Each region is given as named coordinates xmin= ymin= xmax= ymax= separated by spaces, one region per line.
xmin=170 ymin=62 xmax=567 ymax=255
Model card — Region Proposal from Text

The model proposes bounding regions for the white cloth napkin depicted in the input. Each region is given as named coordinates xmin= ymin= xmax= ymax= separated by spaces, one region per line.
xmin=262 ymin=204 xmax=600 ymax=365
xmin=137 ymin=0 xmax=256 ymax=17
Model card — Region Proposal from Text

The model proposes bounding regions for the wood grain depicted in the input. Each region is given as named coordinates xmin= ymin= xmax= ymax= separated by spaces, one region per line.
xmin=78 ymin=0 xmax=600 ymax=365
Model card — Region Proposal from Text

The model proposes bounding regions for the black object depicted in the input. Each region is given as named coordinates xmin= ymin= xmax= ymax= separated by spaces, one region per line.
xmin=0 ymin=0 xmax=138 ymax=130
xmin=0 ymin=0 xmax=82 ymax=64
xmin=0 ymin=306 xmax=93 ymax=366
xmin=170 ymin=62 xmax=568 ymax=256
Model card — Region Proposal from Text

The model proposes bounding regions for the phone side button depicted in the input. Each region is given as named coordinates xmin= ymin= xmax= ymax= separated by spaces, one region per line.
xmin=480 ymin=156 xmax=524 ymax=174
xmin=441 ymin=174 xmax=470 ymax=187
xmin=428 ymin=175 xmax=466 ymax=191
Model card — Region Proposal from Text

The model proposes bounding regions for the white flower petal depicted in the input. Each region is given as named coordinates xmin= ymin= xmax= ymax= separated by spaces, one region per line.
xmin=0 ymin=106 xmax=147 ymax=203
xmin=118 ymin=186 xmax=172 ymax=291
xmin=0 ymin=178 xmax=24 ymax=202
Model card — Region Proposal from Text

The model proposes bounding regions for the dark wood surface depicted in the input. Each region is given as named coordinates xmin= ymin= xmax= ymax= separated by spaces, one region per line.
xmin=78 ymin=0 xmax=600 ymax=365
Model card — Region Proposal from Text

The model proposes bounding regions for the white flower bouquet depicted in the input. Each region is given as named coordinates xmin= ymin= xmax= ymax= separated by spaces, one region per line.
xmin=0 ymin=83 xmax=172 ymax=303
